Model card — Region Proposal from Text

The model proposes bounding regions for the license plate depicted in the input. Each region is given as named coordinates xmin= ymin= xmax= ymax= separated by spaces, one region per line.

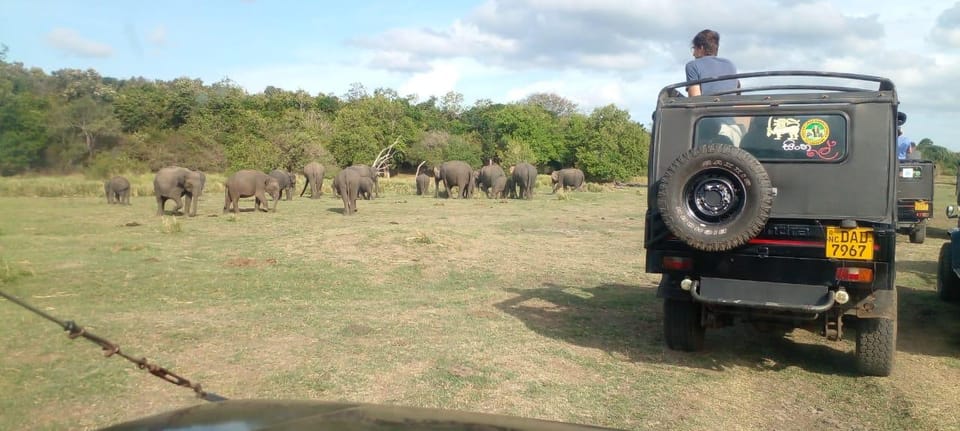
xmin=825 ymin=227 xmax=874 ymax=260
xmin=914 ymin=201 xmax=930 ymax=211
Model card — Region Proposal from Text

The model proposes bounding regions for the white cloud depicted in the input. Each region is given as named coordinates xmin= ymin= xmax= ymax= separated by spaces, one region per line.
xmin=46 ymin=28 xmax=113 ymax=58
xmin=398 ymin=61 xmax=462 ymax=99
xmin=930 ymin=2 xmax=960 ymax=47
xmin=149 ymin=26 xmax=167 ymax=46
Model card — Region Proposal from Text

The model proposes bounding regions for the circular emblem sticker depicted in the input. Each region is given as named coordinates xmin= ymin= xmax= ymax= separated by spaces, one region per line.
xmin=801 ymin=119 xmax=830 ymax=146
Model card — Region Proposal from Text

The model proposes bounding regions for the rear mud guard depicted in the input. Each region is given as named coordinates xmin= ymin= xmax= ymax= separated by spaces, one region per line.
xmin=853 ymin=288 xmax=897 ymax=320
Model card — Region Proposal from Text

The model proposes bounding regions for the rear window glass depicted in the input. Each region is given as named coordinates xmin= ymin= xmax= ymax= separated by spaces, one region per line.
xmin=694 ymin=114 xmax=847 ymax=162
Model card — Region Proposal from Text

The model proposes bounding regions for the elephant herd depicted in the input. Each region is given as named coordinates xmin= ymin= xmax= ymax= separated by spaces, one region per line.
xmin=426 ymin=161 xmax=583 ymax=200
xmin=105 ymin=162 xmax=587 ymax=217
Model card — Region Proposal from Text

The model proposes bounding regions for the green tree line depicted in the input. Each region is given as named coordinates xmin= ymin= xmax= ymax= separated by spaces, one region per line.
xmin=916 ymin=139 xmax=960 ymax=176
xmin=0 ymin=46 xmax=649 ymax=181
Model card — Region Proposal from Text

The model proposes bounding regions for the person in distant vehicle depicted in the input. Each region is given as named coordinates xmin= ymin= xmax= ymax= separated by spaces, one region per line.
xmin=896 ymin=129 xmax=911 ymax=159
xmin=685 ymin=29 xmax=743 ymax=145
xmin=906 ymin=142 xmax=922 ymax=160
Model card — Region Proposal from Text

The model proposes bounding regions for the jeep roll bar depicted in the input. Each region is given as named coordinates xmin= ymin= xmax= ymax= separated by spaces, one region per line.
xmin=659 ymin=70 xmax=897 ymax=103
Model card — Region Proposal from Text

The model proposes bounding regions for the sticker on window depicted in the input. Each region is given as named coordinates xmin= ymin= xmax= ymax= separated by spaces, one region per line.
xmin=696 ymin=114 xmax=846 ymax=162
xmin=900 ymin=168 xmax=921 ymax=178
xmin=766 ymin=118 xmax=800 ymax=140
xmin=801 ymin=119 xmax=830 ymax=146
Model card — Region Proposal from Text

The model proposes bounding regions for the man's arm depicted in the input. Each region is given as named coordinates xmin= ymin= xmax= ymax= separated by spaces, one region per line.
xmin=686 ymin=84 xmax=701 ymax=97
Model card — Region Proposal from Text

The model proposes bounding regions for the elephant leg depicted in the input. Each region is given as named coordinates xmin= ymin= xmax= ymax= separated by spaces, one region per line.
xmin=170 ymin=195 xmax=184 ymax=214
xmin=123 ymin=191 xmax=130 ymax=205
xmin=223 ymin=189 xmax=231 ymax=213
xmin=185 ymin=193 xmax=196 ymax=216
xmin=184 ymin=195 xmax=192 ymax=215
xmin=255 ymin=192 xmax=269 ymax=211
xmin=156 ymin=196 xmax=165 ymax=216
xmin=340 ymin=194 xmax=352 ymax=215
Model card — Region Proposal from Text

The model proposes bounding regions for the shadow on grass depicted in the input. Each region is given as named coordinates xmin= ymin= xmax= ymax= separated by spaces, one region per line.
xmin=896 ymin=284 xmax=960 ymax=357
xmin=898 ymin=259 xmax=939 ymax=286
xmin=494 ymin=282 xmax=960 ymax=376
xmin=925 ymin=225 xmax=953 ymax=240
xmin=220 ymin=207 xmax=260 ymax=213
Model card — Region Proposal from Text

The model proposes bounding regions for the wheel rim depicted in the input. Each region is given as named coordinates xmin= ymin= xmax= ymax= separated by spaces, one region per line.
xmin=684 ymin=169 xmax=746 ymax=224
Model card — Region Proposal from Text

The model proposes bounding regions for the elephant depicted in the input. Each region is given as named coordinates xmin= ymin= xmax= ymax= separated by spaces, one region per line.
xmin=347 ymin=164 xmax=379 ymax=198
xmin=154 ymin=167 xmax=206 ymax=216
xmin=358 ymin=176 xmax=376 ymax=200
xmin=104 ymin=176 xmax=131 ymax=205
xmin=269 ymin=169 xmax=297 ymax=201
xmin=223 ymin=170 xmax=281 ymax=214
xmin=477 ymin=164 xmax=507 ymax=198
xmin=504 ymin=176 xmax=517 ymax=199
xmin=490 ymin=175 xmax=507 ymax=199
xmin=334 ymin=168 xmax=361 ymax=215
xmin=434 ymin=161 xmax=476 ymax=199
xmin=511 ymin=162 xmax=537 ymax=199
xmin=551 ymin=168 xmax=586 ymax=193
xmin=416 ymin=173 xmax=431 ymax=195
xmin=300 ymin=162 xmax=325 ymax=199
xmin=183 ymin=170 xmax=206 ymax=217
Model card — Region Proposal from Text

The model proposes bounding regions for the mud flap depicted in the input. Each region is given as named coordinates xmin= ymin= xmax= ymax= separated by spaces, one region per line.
xmin=656 ymin=274 xmax=693 ymax=300
xmin=854 ymin=288 xmax=897 ymax=320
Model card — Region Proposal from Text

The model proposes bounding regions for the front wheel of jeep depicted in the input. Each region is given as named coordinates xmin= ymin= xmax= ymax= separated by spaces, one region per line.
xmin=855 ymin=317 xmax=896 ymax=376
xmin=909 ymin=220 xmax=926 ymax=244
xmin=937 ymin=243 xmax=960 ymax=301
xmin=663 ymin=299 xmax=705 ymax=352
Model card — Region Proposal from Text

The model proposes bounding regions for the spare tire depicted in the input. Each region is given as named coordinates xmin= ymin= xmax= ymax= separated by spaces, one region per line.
xmin=657 ymin=144 xmax=774 ymax=251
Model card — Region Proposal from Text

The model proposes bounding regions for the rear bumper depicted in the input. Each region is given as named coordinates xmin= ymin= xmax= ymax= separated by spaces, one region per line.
xmin=690 ymin=277 xmax=837 ymax=313
xmin=647 ymin=250 xmax=893 ymax=290
xmin=897 ymin=199 xmax=932 ymax=222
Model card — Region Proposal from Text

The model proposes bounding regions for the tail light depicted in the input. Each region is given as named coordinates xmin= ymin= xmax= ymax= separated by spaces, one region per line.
xmin=662 ymin=256 xmax=693 ymax=271
xmin=836 ymin=267 xmax=873 ymax=283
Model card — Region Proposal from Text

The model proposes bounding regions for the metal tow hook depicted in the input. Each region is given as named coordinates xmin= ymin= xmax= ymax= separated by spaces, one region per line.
xmin=824 ymin=313 xmax=843 ymax=341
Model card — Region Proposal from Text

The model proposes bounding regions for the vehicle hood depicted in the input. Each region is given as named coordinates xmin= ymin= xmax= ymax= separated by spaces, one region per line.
xmin=100 ymin=399 xmax=619 ymax=431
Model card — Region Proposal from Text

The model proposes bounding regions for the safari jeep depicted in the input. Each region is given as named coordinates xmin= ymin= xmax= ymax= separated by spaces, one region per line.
xmin=896 ymin=160 xmax=935 ymax=243
xmin=937 ymin=205 xmax=960 ymax=303
xmin=645 ymin=71 xmax=899 ymax=376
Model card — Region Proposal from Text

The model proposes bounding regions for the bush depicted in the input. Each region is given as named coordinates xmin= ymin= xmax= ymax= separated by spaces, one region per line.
xmin=84 ymin=152 xmax=148 ymax=180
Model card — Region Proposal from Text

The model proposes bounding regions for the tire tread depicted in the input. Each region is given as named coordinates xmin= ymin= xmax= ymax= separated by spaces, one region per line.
xmin=855 ymin=318 xmax=896 ymax=376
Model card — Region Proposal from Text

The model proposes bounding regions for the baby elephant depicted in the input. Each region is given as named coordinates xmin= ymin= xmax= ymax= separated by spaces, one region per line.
xmin=551 ymin=168 xmax=585 ymax=193
xmin=104 ymin=176 xmax=131 ymax=205
xmin=224 ymin=170 xmax=281 ymax=214
xmin=416 ymin=173 xmax=430 ymax=196
xmin=358 ymin=176 xmax=376 ymax=200
xmin=269 ymin=169 xmax=297 ymax=201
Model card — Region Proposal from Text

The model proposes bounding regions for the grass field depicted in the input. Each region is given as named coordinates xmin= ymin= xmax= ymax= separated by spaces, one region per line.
xmin=1 ymin=175 xmax=959 ymax=430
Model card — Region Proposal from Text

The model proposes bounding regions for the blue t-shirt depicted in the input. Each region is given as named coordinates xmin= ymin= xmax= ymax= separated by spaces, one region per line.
xmin=897 ymin=135 xmax=911 ymax=159
xmin=685 ymin=56 xmax=738 ymax=95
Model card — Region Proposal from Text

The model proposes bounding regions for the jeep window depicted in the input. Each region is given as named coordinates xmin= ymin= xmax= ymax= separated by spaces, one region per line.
xmin=695 ymin=114 xmax=848 ymax=162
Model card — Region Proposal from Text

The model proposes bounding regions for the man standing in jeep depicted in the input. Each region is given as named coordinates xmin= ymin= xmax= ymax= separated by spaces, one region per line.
xmin=685 ymin=29 xmax=738 ymax=97
xmin=685 ymin=29 xmax=745 ymax=146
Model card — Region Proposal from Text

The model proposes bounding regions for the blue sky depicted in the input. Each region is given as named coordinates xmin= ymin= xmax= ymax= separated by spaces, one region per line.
xmin=3 ymin=1 xmax=960 ymax=149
